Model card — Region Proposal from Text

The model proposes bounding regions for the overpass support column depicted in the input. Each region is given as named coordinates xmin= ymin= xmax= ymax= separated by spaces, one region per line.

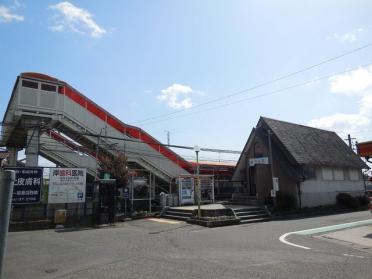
xmin=7 ymin=147 xmax=18 ymax=166
xmin=25 ymin=122 xmax=40 ymax=167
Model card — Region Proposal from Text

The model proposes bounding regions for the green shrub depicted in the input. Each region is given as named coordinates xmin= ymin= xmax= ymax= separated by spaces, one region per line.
xmin=275 ymin=192 xmax=297 ymax=211
xmin=336 ymin=193 xmax=358 ymax=209
xmin=356 ymin=195 xmax=369 ymax=207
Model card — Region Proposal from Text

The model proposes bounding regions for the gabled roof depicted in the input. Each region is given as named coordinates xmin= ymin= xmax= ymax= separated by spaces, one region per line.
xmin=259 ymin=117 xmax=368 ymax=169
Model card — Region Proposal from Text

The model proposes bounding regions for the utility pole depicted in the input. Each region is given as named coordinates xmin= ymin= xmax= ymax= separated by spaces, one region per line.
xmin=95 ymin=132 xmax=101 ymax=180
xmin=267 ymin=130 xmax=276 ymax=207
xmin=165 ymin=130 xmax=170 ymax=146
xmin=193 ymin=145 xmax=201 ymax=218
xmin=345 ymin=134 xmax=356 ymax=150
xmin=0 ymin=170 xmax=15 ymax=279
xmin=95 ymin=127 xmax=107 ymax=180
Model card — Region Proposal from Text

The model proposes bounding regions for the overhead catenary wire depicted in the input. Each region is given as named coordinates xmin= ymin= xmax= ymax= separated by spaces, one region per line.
xmin=132 ymin=43 xmax=372 ymax=125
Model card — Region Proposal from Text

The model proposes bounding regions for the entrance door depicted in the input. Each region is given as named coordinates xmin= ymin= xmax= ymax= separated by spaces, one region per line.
xmin=248 ymin=166 xmax=256 ymax=196
xmin=99 ymin=183 xmax=115 ymax=224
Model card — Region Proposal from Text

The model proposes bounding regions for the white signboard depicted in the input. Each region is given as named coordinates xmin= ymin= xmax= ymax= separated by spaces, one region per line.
xmin=249 ymin=157 xmax=269 ymax=166
xmin=48 ymin=168 xmax=86 ymax=204
xmin=273 ymin=177 xmax=279 ymax=191
xmin=270 ymin=189 xmax=276 ymax=197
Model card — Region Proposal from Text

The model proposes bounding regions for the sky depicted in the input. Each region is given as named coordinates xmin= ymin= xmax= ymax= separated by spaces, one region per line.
xmin=1 ymin=0 xmax=372 ymax=164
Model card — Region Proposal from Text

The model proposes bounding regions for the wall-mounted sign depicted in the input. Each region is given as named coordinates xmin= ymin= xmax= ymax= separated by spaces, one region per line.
xmin=273 ymin=177 xmax=279 ymax=191
xmin=249 ymin=157 xmax=269 ymax=167
xmin=5 ymin=167 xmax=42 ymax=204
xmin=48 ymin=168 xmax=86 ymax=204
xmin=123 ymin=187 xmax=130 ymax=199
xmin=270 ymin=189 xmax=276 ymax=197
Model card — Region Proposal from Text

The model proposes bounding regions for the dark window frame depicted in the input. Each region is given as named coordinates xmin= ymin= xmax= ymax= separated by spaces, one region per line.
xmin=41 ymin=83 xmax=57 ymax=92
xmin=21 ymin=80 xmax=38 ymax=89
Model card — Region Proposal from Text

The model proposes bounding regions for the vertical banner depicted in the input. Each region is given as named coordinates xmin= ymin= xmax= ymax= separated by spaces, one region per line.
xmin=5 ymin=167 xmax=42 ymax=204
xmin=48 ymin=168 xmax=86 ymax=204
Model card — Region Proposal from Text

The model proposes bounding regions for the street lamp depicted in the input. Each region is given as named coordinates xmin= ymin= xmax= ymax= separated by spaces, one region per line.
xmin=193 ymin=145 xmax=201 ymax=218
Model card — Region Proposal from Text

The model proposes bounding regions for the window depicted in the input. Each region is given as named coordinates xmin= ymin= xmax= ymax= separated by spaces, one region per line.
xmin=41 ymin=83 xmax=57 ymax=92
xmin=322 ymin=168 xmax=333 ymax=180
xmin=22 ymin=80 xmax=38 ymax=89
xmin=349 ymin=169 xmax=360 ymax=181
xmin=333 ymin=169 xmax=344 ymax=180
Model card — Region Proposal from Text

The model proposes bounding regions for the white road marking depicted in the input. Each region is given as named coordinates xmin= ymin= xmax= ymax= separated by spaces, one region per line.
xmin=279 ymin=232 xmax=311 ymax=250
xmin=343 ymin=253 xmax=365 ymax=259
xmin=279 ymin=219 xmax=372 ymax=250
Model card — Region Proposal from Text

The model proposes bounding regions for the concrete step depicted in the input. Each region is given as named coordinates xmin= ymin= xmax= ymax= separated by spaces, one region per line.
xmin=231 ymin=207 xmax=270 ymax=224
xmin=234 ymin=208 xmax=263 ymax=213
xmin=167 ymin=208 xmax=193 ymax=214
xmin=228 ymin=200 xmax=261 ymax=206
xmin=162 ymin=214 xmax=190 ymax=221
xmin=237 ymin=213 xmax=269 ymax=221
xmin=165 ymin=211 xmax=192 ymax=218
xmin=162 ymin=208 xmax=193 ymax=221
xmin=235 ymin=209 xmax=267 ymax=215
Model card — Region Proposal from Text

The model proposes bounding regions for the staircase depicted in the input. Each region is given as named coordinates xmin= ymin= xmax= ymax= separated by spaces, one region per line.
xmin=162 ymin=208 xmax=193 ymax=221
xmin=232 ymin=207 xmax=270 ymax=224
xmin=230 ymin=193 xmax=260 ymax=206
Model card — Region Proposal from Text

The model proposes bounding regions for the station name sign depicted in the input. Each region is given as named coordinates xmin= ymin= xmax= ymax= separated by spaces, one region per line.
xmin=249 ymin=157 xmax=269 ymax=167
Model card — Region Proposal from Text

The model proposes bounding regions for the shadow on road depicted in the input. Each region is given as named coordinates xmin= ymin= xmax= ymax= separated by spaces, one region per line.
xmin=364 ymin=233 xmax=372 ymax=239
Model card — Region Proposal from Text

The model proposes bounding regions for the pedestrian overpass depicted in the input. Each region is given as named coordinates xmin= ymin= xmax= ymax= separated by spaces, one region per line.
xmin=1 ymin=72 xmax=192 ymax=183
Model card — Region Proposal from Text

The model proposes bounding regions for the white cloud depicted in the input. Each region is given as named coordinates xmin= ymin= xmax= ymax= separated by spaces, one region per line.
xmin=49 ymin=24 xmax=64 ymax=32
xmin=308 ymin=113 xmax=370 ymax=134
xmin=329 ymin=66 xmax=372 ymax=95
xmin=308 ymin=65 xmax=372 ymax=139
xmin=50 ymin=2 xmax=106 ymax=38
xmin=0 ymin=5 xmax=24 ymax=22
xmin=331 ymin=28 xmax=364 ymax=43
xmin=157 ymin=84 xmax=194 ymax=110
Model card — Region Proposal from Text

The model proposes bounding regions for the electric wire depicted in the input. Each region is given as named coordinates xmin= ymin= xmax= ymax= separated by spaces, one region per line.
xmin=132 ymin=43 xmax=372 ymax=125
xmin=139 ymin=61 xmax=372 ymax=126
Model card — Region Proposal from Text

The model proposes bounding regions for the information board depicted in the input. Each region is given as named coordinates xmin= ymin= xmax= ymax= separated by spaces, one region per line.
xmin=5 ymin=167 xmax=42 ymax=204
xmin=179 ymin=177 xmax=194 ymax=205
xmin=48 ymin=168 xmax=86 ymax=204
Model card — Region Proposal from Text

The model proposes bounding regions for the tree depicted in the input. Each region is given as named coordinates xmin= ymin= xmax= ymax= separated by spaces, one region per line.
xmin=99 ymin=152 xmax=128 ymax=187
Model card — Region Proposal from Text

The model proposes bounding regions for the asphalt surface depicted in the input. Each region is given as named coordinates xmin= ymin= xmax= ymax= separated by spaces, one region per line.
xmin=3 ymin=210 xmax=372 ymax=279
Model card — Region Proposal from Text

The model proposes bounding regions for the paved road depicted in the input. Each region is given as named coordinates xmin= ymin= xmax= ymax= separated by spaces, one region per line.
xmin=3 ymin=211 xmax=372 ymax=279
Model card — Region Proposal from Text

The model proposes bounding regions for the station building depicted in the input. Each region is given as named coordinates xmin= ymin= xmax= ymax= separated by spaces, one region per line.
xmin=232 ymin=117 xmax=368 ymax=207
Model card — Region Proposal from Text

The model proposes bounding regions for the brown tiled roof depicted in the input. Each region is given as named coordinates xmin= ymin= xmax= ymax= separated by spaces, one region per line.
xmin=260 ymin=117 xmax=368 ymax=169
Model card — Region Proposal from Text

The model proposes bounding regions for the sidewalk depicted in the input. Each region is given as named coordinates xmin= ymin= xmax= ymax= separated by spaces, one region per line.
xmin=321 ymin=225 xmax=372 ymax=251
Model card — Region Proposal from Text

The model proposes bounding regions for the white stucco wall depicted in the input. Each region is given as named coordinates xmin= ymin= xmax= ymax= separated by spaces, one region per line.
xmin=300 ymin=167 xmax=365 ymax=207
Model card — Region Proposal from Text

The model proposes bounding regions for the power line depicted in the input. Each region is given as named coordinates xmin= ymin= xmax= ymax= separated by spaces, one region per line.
xmin=132 ymin=43 xmax=372 ymax=125
xmin=139 ymin=61 xmax=372 ymax=126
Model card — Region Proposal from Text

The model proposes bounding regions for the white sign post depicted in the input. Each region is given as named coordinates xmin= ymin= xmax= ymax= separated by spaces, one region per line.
xmin=270 ymin=189 xmax=276 ymax=197
xmin=48 ymin=168 xmax=86 ymax=204
xmin=273 ymin=177 xmax=279 ymax=191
